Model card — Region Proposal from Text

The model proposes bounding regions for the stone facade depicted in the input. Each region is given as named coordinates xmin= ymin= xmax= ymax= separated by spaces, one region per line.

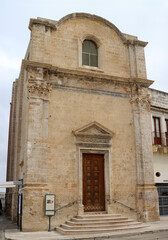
xmin=6 ymin=13 xmax=160 ymax=231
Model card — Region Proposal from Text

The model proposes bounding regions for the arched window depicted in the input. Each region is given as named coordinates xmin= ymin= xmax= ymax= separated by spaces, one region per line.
xmin=82 ymin=40 xmax=98 ymax=67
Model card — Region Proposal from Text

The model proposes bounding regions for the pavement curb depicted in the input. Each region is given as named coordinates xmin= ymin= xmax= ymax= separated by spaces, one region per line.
xmin=4 ymin=228 xmax=168 ymax=240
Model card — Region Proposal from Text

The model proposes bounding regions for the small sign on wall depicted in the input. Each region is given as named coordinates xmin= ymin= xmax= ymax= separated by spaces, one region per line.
xmin=45 ymin=194 xmax=55 ymax=216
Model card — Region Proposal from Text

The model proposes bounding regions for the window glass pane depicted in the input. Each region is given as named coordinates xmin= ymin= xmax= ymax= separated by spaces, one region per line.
xmin=82 ymin=40 xmax=90 ymax=53
xmin=90 ymin=54 xmax=98 ymax=67
xmin=89 ymin=41 xmax=98 ymax=54
xmin=82 ymin=53 xmax=89 ymax=65
xmin=82 ymin=40 xmax=98 ymax=67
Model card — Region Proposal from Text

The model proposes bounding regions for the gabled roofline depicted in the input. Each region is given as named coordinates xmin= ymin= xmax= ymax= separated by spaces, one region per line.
xmin=28 ymin=13 xmax=148 ymax=47
xmin=57 ymin=13 xmax=127 ymax=44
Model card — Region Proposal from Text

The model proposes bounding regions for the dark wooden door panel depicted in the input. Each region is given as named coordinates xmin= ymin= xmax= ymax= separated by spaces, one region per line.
xmin=83 ymin=153 xmax=105 ymax=212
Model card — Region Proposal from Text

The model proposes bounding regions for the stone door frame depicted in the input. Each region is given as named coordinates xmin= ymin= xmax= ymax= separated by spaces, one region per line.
xmin=72 ymin=121 xmax=114 ymax=215
xmin=77 ymin=148 xmax=112 ymax=214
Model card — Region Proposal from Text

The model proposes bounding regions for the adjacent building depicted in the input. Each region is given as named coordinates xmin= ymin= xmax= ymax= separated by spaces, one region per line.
xmin=149 ymin=89 xmax=168 ymax=215
xmin=6 ymin=13 xmax=162 ymax=231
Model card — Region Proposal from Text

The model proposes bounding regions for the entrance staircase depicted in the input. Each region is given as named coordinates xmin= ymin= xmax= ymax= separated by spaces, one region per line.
xmin=56 ymin=213 xmax=148 ymax=235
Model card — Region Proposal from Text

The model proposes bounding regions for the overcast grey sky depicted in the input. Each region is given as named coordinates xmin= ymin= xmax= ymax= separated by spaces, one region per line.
xmin=0 ymin=0 xmax=168 ymax=186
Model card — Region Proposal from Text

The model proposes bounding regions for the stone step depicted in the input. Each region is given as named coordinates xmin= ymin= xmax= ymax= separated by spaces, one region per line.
xmin=56 ymin=213 xmax=148 ymax=235
xmin=71 ymin=216 xmax=128 ymax=223
xmin=61 ymin=221 xmax=141 ymax=230
xmin=66 ymin=219 xmax=134 ymax=226
xmin=56 ymin=224 xmax=147 ymax=235
xmin=77 ymin=213 xmax=121 ymax=219
xmin=83 ymin=211 xmax=107 ymax=215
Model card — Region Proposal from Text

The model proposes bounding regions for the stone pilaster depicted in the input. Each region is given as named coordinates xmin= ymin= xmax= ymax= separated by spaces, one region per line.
xmin=131 ymin=86 xmax=160 ymax=222
xmin=128 ymin=44 xmax=137 ymax=78
xmin=22 ymin=65 xmax=51 ymax=231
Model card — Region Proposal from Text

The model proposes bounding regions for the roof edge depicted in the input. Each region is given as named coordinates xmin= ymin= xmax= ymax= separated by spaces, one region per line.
xmin=28 ymin=13 xmax=147 ymax=47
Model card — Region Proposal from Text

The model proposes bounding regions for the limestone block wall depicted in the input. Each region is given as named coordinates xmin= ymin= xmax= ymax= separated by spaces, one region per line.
xmin=149 ymin=88 xmax=168 ymax=109
xmin=29 ymin=14 xmax=147 ymax=80
xmin=47 ymin=87 xmax=136 ymax=224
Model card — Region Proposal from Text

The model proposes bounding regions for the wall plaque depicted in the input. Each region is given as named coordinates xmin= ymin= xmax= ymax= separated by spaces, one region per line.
xmin=45 ymin=194 xmax=55 ymax=216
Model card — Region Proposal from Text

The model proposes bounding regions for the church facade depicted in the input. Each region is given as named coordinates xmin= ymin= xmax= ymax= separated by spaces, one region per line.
xmin=6 ymin=13 xmax=160 ymax=231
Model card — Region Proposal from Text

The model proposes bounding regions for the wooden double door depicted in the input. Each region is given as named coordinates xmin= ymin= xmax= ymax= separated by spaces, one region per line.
xmin=83 ymin=153 xmax=105 ymax=212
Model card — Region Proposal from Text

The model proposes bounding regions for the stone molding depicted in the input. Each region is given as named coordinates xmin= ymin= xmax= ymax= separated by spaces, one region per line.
xmin=29 ymin=13 xmax=148 ymax=47
xmin=74 ymin=122 xmax=113 ymax=215
xmin=53 ymin=85 xmax=130 ymax=99
xmin=153 ymin=145 xmax=168 ymax=154
xmin=23 ymin=60 xmax=153 ymax=88
xmin=73 ymin=121 xmax=114 ymax=146
xmin=25 ymin=64 xmax=49 ymax=81
xmin=29 ymin=18 xmax=56 ymax=30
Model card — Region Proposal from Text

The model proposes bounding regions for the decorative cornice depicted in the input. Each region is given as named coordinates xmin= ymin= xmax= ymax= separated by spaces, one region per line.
xmin=57 ymin=13 xmax=127 ymax=44
xmin=126 ymin=39 xmax=148 ymax=47
xmin=29 ymin=18 xmax=56 ymax=30
xmin=73 ymin=121 xmax=114 ymax=138
xmin=72 ymin=121 xmax=114 ymax=146
xmin=150 ymin=105 xmax=168 ymax=113
xmin=22 ymin=60 xmax=154 ymax=88
xmin=28 ymin=13 xmax=147 ymax=47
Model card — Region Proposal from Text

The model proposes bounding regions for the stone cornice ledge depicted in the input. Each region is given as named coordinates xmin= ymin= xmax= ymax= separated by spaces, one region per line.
xmin=126 ymin=39 xmax=148 ymax=47
xmin=22 ymin=60 xmax=154 ymax=87
xmin=28 ymin=14 xmax=148 ymax=47
xmin=151 ymin=105 xmax=168 ymax=113
xmin=29 ymin=18 xmax=57 ymax=30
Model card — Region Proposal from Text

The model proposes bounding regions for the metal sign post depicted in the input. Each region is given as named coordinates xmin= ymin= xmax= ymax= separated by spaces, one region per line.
xmin=45 ymin=194 xmax=55 ymax=232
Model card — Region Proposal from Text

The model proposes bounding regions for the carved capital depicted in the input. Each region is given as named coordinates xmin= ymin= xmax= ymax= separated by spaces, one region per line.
xmin=28 ymin=81 xmax=52 ymax=99
xmin=130 ymin=94 xmax=151 ymax=111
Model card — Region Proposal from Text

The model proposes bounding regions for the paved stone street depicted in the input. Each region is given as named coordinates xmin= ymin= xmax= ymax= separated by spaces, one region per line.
xmin=0 ymin=212 xmax=17 ymax=240
xmin=110 ymin=231 xmax=168 ymax=239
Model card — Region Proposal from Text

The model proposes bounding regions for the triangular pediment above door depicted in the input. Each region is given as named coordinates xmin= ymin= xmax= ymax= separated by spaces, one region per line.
xmin=72 ymin=121 xmax=114 ymax=139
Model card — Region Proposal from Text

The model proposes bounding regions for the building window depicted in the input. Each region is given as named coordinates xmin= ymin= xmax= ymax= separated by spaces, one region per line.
xmin=82 ymin=40 xmax=98 ymax=67
xmin=153 ymin=117 xmax=161 ymax=145
xmin=165 ymin=119 xmax=168 ymax=146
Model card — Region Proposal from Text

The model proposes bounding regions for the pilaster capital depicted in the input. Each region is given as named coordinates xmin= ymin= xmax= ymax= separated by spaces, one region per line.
xmin=130 ymin=86 xmax=151 ymax=111
xmin=25 ymin=63 xmax=52 ymax=100
xmin=28 ymin=80 xmax=52 ymax=100
xmin=130 ymin=94 xmax=151 ymax=111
